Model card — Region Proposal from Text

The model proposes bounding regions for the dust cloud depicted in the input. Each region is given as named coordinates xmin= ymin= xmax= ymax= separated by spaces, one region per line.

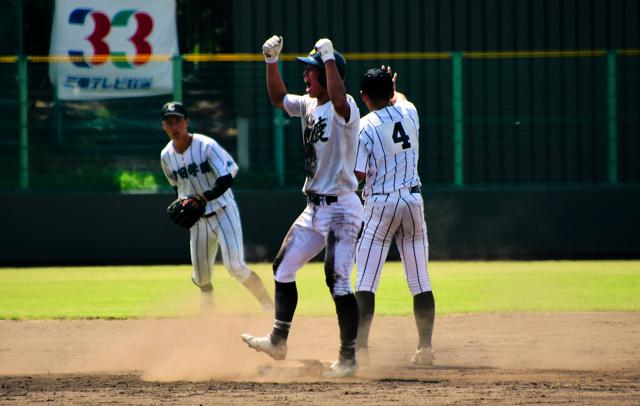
xmin=2 ymin=312 xmax=639 ymax=381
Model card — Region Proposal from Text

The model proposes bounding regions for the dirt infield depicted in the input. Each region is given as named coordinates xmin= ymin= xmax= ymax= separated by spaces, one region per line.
xmin=1 ymin=313 xmax=639 ymax=405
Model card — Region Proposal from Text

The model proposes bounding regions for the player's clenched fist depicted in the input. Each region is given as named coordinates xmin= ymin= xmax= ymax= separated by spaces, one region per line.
xmin=263 ymin=35 xmax=283 ymax=63
xmin=314 ymin=38 xmax=335 ymax=62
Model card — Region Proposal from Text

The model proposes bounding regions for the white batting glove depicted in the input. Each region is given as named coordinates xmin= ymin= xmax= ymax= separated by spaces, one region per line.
xmin=262 ymin=35 xmax=283 ymax=64
xmin=314 ymin=38 xmax=335 ymax=62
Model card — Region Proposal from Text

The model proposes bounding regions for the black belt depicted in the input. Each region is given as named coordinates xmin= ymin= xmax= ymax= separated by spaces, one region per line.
xmin=373 ymin=185 xmax=421 ymax=196
xmin=307 ymin=192 xmax=338 ymax=205
xmin=204 ymin=211 xmax=217 ymax=218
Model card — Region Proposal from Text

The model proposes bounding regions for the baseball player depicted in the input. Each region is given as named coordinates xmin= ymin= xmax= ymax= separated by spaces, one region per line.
xmin=240 ymin=36 xmax=363 ymax=378
xmin=159 ymin=101 xmax=274 ymax=313
xmin=354 ymin=67 xmax=436 ymax=366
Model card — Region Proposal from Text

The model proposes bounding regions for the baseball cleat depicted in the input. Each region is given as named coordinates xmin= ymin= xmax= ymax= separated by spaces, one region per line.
xmin=411 ymin=346 xmax=434 ymax=366
xmin=241 ymin=334 xmax=287 ymax=361
xmin=322 ymin=358 xmax=357 ymax=378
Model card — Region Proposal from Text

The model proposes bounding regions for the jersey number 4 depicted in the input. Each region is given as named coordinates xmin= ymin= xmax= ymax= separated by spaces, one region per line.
xmin=392 ymin=122 xmax=411 ymax=149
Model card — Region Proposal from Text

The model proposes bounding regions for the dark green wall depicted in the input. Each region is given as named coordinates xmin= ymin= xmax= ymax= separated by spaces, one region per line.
xmin=2 ymin=189 xmax=639 ymax=266
xmin=232 ymin=0 xmax=639 ymax=53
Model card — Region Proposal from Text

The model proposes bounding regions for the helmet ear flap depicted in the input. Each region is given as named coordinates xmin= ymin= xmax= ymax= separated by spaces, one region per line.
xmin=333 ymin=52 xmax=347 ymax=81
xmin=317 ymin=69 xmax=327 ymax=88
xmin=297 ymin=49 xmax=346 ymax=88
xmin=315 ymin=55 xmax=345 ymax=88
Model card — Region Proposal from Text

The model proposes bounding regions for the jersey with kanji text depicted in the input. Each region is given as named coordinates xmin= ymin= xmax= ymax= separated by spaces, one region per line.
xmin=283 ymin=93 xmax=360 ymax=196
xmin=161 ymin=133 xmax=239 ymax=215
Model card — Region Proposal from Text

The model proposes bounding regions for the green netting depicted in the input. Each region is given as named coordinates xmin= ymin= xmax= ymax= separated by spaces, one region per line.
xmin=0 ymin=53 xmax=638 ymax=193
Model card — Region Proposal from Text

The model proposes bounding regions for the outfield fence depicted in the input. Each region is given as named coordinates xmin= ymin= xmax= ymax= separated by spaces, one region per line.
xmin=0 ymin=49 xmax=639 ymax=192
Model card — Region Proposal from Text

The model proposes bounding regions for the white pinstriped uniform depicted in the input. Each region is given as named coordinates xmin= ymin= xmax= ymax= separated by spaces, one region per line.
xmin=354 ymin=99 xmax=432 ymax=295
xmin=160 ymin=133 xmax=252 ymax=286
xmin=272 ymin=94 xmax=363 ymax=297
xmin=288 ymin=94 xmax=361 ymax=195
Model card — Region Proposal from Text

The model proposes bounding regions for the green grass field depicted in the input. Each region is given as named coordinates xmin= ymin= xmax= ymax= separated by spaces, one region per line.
xmin=1 ymin=261 xmax=638 ymax=320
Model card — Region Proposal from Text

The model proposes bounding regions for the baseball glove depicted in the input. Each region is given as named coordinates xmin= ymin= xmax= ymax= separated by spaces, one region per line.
xmin=167 ymin=194 xmax=207 ymax=229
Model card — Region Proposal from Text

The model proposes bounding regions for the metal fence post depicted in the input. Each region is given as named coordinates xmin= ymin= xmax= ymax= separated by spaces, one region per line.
xmin=274 ymin=108 xmax=285 ymax=186
xmin=17 ymin=0 xmax=28 ymax=190
xmin=172 ymin=54 xmax=183 ymax=102
xmin=273 ymin=61 xmax=285 ymax=186
xmin=18 ymin=56 xmax=28 ymax=190
xmin=452 ymin=52 xmax=464 ymax=187
xmin=237 ymin=117 xmax=250 ymax=169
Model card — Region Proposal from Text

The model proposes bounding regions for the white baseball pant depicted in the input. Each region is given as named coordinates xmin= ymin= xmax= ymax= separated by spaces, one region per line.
xmin=356 ymin=188 xmax=431 ymax=295
xmin=189 ymin=201 xmax=252 ymax=287
xmin=273 ymin=192 xmax=363 ymax=297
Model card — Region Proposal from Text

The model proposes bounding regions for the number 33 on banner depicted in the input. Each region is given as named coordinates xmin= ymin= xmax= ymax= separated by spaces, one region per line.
xmin=68 ymin=8 xmax=153 ymax=68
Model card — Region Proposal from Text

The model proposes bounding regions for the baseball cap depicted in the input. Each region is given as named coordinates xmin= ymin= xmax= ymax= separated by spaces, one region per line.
xmin=160 ymin=101 xmax=188 ymax=119
xmin=360 ymin=68 xmax=393 ymax=100
xmin=296 ymin=49 xmax=347 ymax=83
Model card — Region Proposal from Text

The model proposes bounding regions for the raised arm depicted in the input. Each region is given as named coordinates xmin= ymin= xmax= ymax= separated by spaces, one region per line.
xmin=383 ymin=65 xmax=407 ymax=105
xmin=315 ymin=38 xmax=350 ymax=121
xmin=263 ymin=35 xmax=287 ymax=109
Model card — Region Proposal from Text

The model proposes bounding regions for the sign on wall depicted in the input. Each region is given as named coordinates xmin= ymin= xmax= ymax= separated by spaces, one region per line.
xmin=49 ymin=0 xmax=178 ymax=100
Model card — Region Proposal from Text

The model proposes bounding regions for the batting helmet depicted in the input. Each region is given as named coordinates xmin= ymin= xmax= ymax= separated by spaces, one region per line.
xmin=296 ymin=49 xmax=347 ymax=88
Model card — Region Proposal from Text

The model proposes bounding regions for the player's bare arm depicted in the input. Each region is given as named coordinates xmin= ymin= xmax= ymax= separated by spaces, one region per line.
xmin=382 ymin=65 xmax=407 ymax=105
xmin=263 ymin=35 xmax=287 ymax=109
xmin=315 ymin=38 xmax=350 ymax=121
xmin=266 ymin=64 xmax=287 ymax=109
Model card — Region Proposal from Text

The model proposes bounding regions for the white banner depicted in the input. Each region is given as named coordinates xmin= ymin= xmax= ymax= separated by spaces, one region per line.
xmin=49 ymin=0 xmax=178 ymax=100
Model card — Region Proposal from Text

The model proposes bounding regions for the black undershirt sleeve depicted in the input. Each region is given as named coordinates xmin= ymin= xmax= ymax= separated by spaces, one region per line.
xmin=202 ymin=174 xmax=234 ymax=201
